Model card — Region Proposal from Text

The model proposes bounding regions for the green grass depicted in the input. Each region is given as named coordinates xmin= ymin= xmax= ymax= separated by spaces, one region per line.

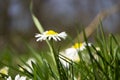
xmin=0 ymin=14 xmax=120 ymax=80
xmin=0 ymin=26 xmax=120 ymax=80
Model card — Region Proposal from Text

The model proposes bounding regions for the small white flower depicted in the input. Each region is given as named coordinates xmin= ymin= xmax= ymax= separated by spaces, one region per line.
xmin=59 ymin=42 xmax=91 ymax=68
xmin=15 ymin=74 xmax=26 ymax=80
xmin=59 ymin=48 xmax=80 ymax=68
xmin=6 ymin=75 xmax=32 ymax=80
xmin=64 ymin=48 xmax=80 ymax=61
xmin=35 ymin=30 xmax=67 ymax=41
xmin=19 ymin=58 xmax=36 ymax=73
xmin=0 ymin=66 xmax=9 ymax=75
xmin=6 ymin=76 xmax=12 ymax=80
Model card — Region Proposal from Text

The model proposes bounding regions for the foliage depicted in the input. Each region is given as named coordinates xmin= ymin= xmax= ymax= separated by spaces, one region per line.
xmin=0 ymin=11 xmax=120 ymax=80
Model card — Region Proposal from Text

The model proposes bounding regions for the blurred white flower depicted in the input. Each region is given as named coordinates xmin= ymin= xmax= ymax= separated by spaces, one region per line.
xmin=0 ymin=66 xmax=9 ymax=75
xmin=59 ymin=42 xmax=91 ymax=68
xmin=6 ymin=76 xmax=12 ymax=80
xmin=6 ymin=74 xmax=27 ymax=80
xmin=15 ymin=74 xmax=26 ymax=80
xmin=59 ymin=48 xmax=80 ymax=68
xmin=63 ymin=48 xmax=80 ymax=61
xmin=19 ymin=58 xmax=36 ymax=73
xmin=35 ymin=30 xmax=67 ymax=41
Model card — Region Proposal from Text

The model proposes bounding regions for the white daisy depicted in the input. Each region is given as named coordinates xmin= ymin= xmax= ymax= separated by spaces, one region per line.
xmin=6 ymin=74 xmax=27 ymax=80
xmin=0 ymin=66 xmax=9 ymax=75
xmin=15 ymin=74 xmax=26 ymax=80
xmin=59 ymin=42 xmax=91 ymax=68
xmin=35 ymin=30 xmax=67 ymax=41
xmin=6 ymin=76 xmax=12 ymax=80
xmin=64 ymin=48 xmax=80 ymax=61
xmin=59 ymin=48 xmax=80 ymax=68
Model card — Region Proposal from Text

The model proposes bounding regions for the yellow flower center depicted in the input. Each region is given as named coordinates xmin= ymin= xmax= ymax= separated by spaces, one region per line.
xmin=0 ymin=67 xmax=8 ymax=75
xmin=46 ymin=30 xmax=58 ymax=35
xmin=72 ymin=43 xmax=83 ymax=49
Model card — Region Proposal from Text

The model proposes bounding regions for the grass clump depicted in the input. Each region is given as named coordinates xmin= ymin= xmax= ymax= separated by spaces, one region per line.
xmin=0 ymin=14 xmax=120 ymax=80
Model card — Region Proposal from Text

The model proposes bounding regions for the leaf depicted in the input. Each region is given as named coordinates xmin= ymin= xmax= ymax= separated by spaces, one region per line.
xmin=32 ymin=14 xmax=44 ymax=33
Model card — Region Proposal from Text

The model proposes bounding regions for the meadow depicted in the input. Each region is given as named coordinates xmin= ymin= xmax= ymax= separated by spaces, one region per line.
xmin=0 ymin=14 xmax=120 ymax=80
xmin=0 ymin=2 xmax=120 ymax=80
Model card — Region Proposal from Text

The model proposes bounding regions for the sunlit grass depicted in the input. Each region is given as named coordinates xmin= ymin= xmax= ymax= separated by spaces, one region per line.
xmin=0 ymin=11 xmax=120 ymax=80
xmin=0 ymin=24 xmax=120 ymax=80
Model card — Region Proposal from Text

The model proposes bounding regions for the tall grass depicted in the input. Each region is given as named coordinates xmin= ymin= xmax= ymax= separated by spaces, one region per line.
xmin=0 ymin=12 xmax=120 ymax=80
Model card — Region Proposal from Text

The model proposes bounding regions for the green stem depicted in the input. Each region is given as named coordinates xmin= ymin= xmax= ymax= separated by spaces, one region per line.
xmin=50 ymin=40 xmax=68 ymax=80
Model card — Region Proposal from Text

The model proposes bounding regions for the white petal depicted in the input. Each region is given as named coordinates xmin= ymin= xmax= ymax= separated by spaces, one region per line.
xmin=58 ymin=32 xmax=67 ymax=39
xmin=48 ymin=36 xmax=52 ymax=40
xmin=83 ymin=42 xmax=91 ymax=46
xmin=55 ymin=36 xmax=61 ymax=41
xmin=35 ymin=34 xmax=42 ymax=37
xmin=15 ymin=74 xmax=27 ymax=80
xmin=36 ymin=35 xmax=47 ymax=42
xmin=59 ymin=54 xmax=69 ymax=68
xmin=88 ymin=43 xmax=92 ymax=46
xmin=36 ymin=37 xmax=44 ymax=42
xmin=59 ymin=47 xmax=80 ymax=68
xmin=59 ymin=57 xmax=69 ymax=68
xmin=6 ymin=76 xmax=12 ymax=80
xmin=15 ymin=74 xmax=20 ymax=80
xmin=40 ymin=35 xmax=47 ymax=40
xmin=65 ymin=48 xmax=78 ymax=60
xmin=20 ymin=76 xmax=26 ymax=80
xmin=52 ymin=36 xmax=58 ymax=41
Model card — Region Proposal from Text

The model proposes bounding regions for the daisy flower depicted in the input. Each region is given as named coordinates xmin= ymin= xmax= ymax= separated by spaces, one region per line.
xmin=59 ymin=49 xmax=78 ymax=68
xmin=0 ymin=66 xmax=9 ymax=75
xmin=59 ymin=48 xmax=80 ymax=68
xmin=6 ymin=74 xmax=26 ymax=80
xmin=6 ymin=76 xmax=12 ymax=80
xmin=59 ymin=42 xmax=91 ymax=68
xmin=15 ymin=74 xmax=26 ymax=80
xmin=35 ymin=30 xmax=67 ymax=41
